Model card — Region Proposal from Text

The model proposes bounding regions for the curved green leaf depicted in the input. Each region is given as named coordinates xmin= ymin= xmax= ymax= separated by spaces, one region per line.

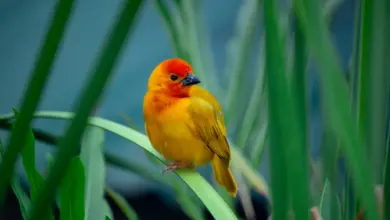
xmin=60 ymin=157 xmax=85 ymax=220
xmin=12 ymin=109 xmax=54 ymax=220
xmin=12 ymin=109 xmax=45 ymax=203
xmin=5 ymin=111 xmax=238 ymax=220
xmin=103 ymin=200 xmax=113 ymax=220
xmin=81 ymin=126 xmax=108 ymax=220
xmin=105 ymin=187 xmax=138 ymax=220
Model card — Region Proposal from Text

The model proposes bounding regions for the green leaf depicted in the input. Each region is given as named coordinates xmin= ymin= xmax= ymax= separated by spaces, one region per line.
xmin=12 ymin=109 xmax=44 ymax=201
xmin=81 ymin=126 xmax=107 ymax=220
xmin=12 ymin=179 xmax=32 ymax=220
xmin=45 ymin=152 xmax=61 ymax=209
xmin=59 ymin=156 xmax=85 ymax=220
xmin=105 ymin=187 xmax=138 ymax=220
xmin=319 ymin=180 xmax=330 ymax=217
xmin=357 ymin=0 xmax=389 ymax=183
xmin=264 ymin=0 xmax=310 ymax=219
xmin=292 ymin=0 xmax=381 ymax=219
xmin=104 ymin=152 xmax=169 ymax=187
xmin=12 ymin=109 xmax=54 ymax=220
xmin=7 ymin=111 xmax=239 ymax=220
xmin=0 ymin=0 xmax=75 ymax=202
xmin=1 ymin=137 xmax=31 ymax=220
xmin=27 ymin=1 xmax=144 ymax=219
xmin=103 ymin=200 xmax=113 ymax=220
xmin=319 ymin=180 xmax=342 ymax=220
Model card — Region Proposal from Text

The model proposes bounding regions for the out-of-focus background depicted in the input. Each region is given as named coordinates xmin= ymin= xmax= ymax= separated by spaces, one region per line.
xmin=0 ymin=0 xmax=357 ymax=219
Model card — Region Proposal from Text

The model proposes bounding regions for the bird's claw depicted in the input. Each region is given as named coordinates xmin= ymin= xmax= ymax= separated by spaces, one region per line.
xmin=162 ymin=162 xmax=190 ymax=174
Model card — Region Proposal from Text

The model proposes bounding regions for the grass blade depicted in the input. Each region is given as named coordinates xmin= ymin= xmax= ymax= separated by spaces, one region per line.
xmin=292 ymin=0 xmax=380 ymax=219
xmin=105 ymin=187 xmax=138 ymax=220
xmin=292 ymin=14 xmax=308 ymax=150
xmin=0 ymin=0 xmax=74 ymax=203
xmin=358 ymin=0 xmax=389 ymax=183
xmin=264 ymin=0 xmax=310 ymax=218
xmin=319 ymin=180 xmax=342 ymax=220
xmin=320 ymin=129 xmax=342 ymax=220
xmin=59 ymin=157 xmax=85 ymax=220
xmin=103 ymin=200 xmax=113 ymax=220
xmin=12 ymin=110 xmax=43 ymax=200
xmin=2 ymin=111 xmax=238 ymax=220
xmin=0 ymin=139 xmax=31 ymax=219
xmin=291 ymin=7 xmax=311 ymax=209
xmin=11 ymin=180 xmax=32 ymax=220
xmin=27 ymin=1 xmax=144 ymax=219
xmin=344 ymin=1 xmax=362 ymax=217
xmin=12 ymin=109 xmax=54 ymax=220
xmin=80 ymin=126 xmax=106 ymax=220
xmin=319 ymin=180 xmax=329 ymax=217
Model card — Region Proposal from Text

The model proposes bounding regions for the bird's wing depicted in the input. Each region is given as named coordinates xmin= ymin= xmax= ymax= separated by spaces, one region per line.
xmin=187 ymin=97 xmax=231 ymax=167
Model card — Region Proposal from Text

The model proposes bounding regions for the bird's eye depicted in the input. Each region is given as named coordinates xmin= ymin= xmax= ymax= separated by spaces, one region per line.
xmin=170 ymin=74 xmax=178 ymax=81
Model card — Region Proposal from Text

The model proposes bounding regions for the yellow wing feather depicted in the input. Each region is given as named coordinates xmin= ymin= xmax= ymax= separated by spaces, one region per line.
xmin=187 ymin=87 xmax=231 ymax=167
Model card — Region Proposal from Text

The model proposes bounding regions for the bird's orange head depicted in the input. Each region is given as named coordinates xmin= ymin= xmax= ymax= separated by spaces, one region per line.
xmin=147 ymin=58 xmax=201 ymax=97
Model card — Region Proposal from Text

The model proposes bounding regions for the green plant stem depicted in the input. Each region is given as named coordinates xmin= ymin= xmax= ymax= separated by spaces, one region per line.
xmin=27 ymin=1 xmax=143 ymax=219
xmin=357 ymin=0 xmax=389 ymax=184
xmin=264 ymin=0 xmax=310 ymax=218
xmin=292 ymin=11 xmax=310 ymax=206
xmin=0 ymin=0 xmax=74 ymax=204
xmin=263 ymin=0 xmax=289 ymax=218
xmin=365 ymin=0 xmax=389 ymax=184
xmin=344 ymin=0 xmax=361 ymax=218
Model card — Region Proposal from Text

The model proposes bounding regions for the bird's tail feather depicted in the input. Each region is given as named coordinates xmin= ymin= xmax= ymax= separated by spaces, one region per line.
xmin=211 ymin=155 xmax=238 ymax=196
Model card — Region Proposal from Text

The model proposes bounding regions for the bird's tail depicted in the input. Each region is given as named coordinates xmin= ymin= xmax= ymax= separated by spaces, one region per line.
xmin=211 ymin=155 xmax=238 ymax=196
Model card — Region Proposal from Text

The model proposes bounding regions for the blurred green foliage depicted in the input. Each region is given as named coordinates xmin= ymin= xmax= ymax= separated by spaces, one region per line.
xmin=0 ymin=0 xmax=389 ymax=219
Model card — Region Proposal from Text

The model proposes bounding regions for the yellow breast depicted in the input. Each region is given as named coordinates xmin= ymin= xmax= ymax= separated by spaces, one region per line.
xmin=143 ymin=97 xmax=213 ymax=167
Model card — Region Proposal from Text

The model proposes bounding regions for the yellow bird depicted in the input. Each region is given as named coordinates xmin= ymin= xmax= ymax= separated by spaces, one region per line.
xmin=143 ymin=58 xmax=238 ymax=196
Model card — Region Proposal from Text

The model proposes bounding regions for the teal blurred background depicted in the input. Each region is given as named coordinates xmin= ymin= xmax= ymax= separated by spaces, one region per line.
xmin=0 ymin=0 xmax=354 ymax=197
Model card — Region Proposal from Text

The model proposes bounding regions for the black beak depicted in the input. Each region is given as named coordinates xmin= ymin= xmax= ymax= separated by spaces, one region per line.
xmin=181 ymin=74 xmax=201 ymax=86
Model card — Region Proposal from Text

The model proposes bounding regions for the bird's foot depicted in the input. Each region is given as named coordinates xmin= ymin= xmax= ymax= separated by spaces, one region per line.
xmin=162 ymin=162 xmax=192 ymax=174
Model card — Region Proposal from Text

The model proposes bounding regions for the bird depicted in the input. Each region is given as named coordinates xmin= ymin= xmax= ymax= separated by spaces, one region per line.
xmin=143 ymin=58 xmax=238 ymax=196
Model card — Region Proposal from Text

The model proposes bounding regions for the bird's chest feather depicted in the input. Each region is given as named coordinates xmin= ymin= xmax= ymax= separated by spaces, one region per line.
xmin=144 ymin=103 xmax=213 ymax=166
